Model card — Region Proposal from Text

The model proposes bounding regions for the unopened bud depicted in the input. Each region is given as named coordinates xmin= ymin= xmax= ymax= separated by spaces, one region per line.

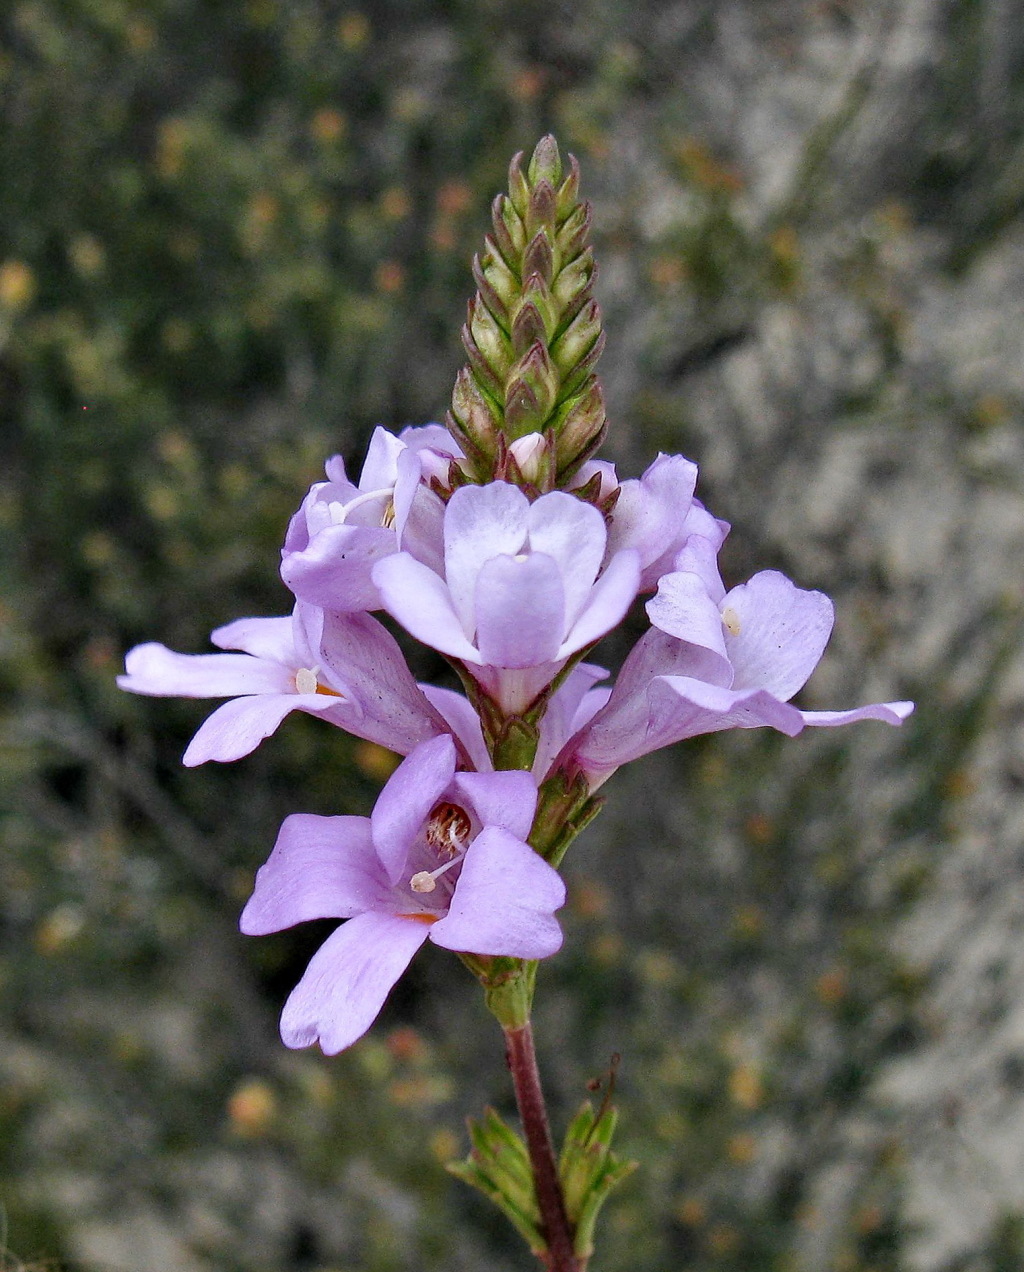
xmin=473 ymin=249 xmax=513 ymax=320
xmin=466 ymin=296 xmax=512 ymax=384
xmin=555 ymin=154 xmax=581 ymax=223
xmin=552 ymin=247 xmax=595 ymax=319
xmin=557 ymin=201 xmax=591 ymax=260
xmin=417 ymin=445 xmax=460 ymax=488
xmin=498 ymin=197 xmax=527 ymax=259
xmin=510 ymin=296 xmax=550 ymax=358
xmin=551 ymin=299 xmax=602 ymax=379
xmin=503 ymin=379 xmax=551 ymax=442
xmin=554 ymin=380 xmax=607 ymax=477
xmin=508 ymin=432 xmax=551 ymax=484
xmin=525 ymin=180 xmax=557 ymax=240
xmin=505 ymin=342 xmax=559 ymax=438
xmin=488 ymin=196 xmax=519 ymax=270
xmin=522 ymin=231 xmax=555 ymax=287
xmin=507 ymin=151 xmax=531 ymax=218
xmin=449 ymin=367 xmax=502 ymax=469
xmin=527 ymin=135 xmax=563 ymax=189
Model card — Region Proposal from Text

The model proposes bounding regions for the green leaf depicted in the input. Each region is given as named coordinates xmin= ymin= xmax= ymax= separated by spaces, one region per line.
xmin=446 ymin=1107 xmax=547 ymax=1256
xmin=558 ymin=1100 xmax=639 ymax=1259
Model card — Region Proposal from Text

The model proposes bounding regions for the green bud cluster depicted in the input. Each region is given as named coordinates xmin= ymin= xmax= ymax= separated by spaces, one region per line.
xmin=445 ymin=135 xmax=608 ymax=495
xmin=447 ymin=1107 xmax=547 ymax=1257
xmin=447 ymin=1095 xmax=637 ymax=1264
xmin=559 ymin=1099 xmax=638 ymax=1261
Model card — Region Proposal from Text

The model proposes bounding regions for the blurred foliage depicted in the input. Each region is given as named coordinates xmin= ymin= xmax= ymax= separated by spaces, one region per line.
xmin=3 ymin=1 xmax=1024 ymax=1269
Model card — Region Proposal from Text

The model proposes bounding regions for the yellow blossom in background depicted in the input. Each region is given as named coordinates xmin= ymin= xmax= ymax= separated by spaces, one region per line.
xmin=0 ymin=260 xmax=36 ymax=310
xmin=227 ymin=1078 xmax=277 ymax=1137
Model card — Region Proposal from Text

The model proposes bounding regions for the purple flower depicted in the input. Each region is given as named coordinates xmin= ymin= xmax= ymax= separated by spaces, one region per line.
xmin=562 ymin=567 xmax=914 ymax=789
xmin=373 ymin=482 xmax=641 ymax=713
xmin=603 ymin=452 xmax=712 ymax=590
xmin=281 ymin=424 xmax=459 ymax=611
xmin=240 ymin=735 xmax=565 ymax=1054
xmin=118 ymin=603 xmax=451 ymax=764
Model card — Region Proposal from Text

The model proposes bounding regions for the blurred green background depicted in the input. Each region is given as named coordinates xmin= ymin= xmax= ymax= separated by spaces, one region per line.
xmin=3 ymin=1 xmax=1024 ymax=1269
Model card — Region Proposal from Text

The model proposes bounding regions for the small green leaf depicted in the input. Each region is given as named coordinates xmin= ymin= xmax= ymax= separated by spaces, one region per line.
xmin=558 ymin=1100 xmax=638 ymax=1259
xmin=447 ymin=1107 xmax=547 ymax=1256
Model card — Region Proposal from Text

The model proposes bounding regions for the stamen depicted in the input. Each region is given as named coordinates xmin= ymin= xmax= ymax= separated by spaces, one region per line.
xmin=294 ymin=667 xmax=319 ymax=694
xmin=425 ymin=802 xmax=472 ymax=859
xmin=326 ymin=486 xmax=396 ymax=527
xmin=294 ymin=666 xmax=344 ymax=697
xmin=721 ymin=606 xmax=742 ymax=637
xmin=410 ymin=856 xmax=462 ymax=893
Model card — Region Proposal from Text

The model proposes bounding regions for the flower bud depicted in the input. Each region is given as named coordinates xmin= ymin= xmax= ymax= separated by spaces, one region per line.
xmin=497 ymin=196 xmax=527 ymax=259
xmin=505 ymin=342 xmax=559 ymax=438
xmin=556 ymin=201 xmax=591 ymax=260
xmin=466 ymin=295 xmax=512 ymax=384
xmin=554 ymin=154 xmax=581 ymax=223
xmin=551 ymin=299 xmax=602 ymax=380
xmin=510 ymin=293 xmax=552 ymax=358
xmin=522 ymin=231 xmax=555 ymax=287
xmin=524 ymin=180 xmax=557 ymax=241
xmin=473 ymin=248 xmax=513 ymax=320
xmin=507 ymin=150 xmax=531 ymax=219
xmin=448 ymin=366 xmax=502 ymax=470
xmin=507 ymin=432 xmax=551 ymax=485
xmin=553 ymin=380 xmax=607 ymax=478
xmin=527 ymin=134 xmax=563 ymax=189
xmin=552 ymin=247 xmax=595 ymax=320
xmin=417 ymin=444 xmax=460 ymax=488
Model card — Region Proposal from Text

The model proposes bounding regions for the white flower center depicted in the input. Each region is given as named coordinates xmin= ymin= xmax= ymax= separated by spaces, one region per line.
xmin=721 ymin=606 xmax=742 ymax=637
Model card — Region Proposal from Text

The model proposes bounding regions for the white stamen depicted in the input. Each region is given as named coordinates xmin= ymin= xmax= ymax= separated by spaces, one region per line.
xmin=294 ymin=666 xmax=320 ymax=694
xmin=410 ymin=855 xmax=463 ymax=894
xmin=721 ymin=606 xmax=742 ymax=637
xmin=514 ymin=552 xmax=530 ymax=563
xmin=327 ymin=486 xmax=396 ymax=527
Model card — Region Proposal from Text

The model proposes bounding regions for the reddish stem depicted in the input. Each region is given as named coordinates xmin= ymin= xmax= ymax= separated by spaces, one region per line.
xmin=504 ymin=1022 xmax=580 ymax=1272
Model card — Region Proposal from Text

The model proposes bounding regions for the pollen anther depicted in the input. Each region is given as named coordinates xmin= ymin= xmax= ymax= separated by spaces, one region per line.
xmin=295 ymin=667 xmax=320 ymax=694
xmin=722 ymin=606 xmax=742 ymax=637
xmin=425 ymin=802 xmax=472 ymax=858
xmin=410 ymin=854 xmax=463 ymax=894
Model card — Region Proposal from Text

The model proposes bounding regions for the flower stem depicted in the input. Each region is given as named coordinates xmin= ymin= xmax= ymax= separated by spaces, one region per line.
xmin=504 ymin=1021 xmax=582 ymax=1272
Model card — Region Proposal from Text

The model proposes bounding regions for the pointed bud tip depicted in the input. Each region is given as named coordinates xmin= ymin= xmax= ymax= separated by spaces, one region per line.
xmin=528 ymin=135 xmax=563 ymax=187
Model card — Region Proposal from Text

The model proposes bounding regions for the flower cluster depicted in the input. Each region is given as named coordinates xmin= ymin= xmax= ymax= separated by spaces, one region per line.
xmin=120 ymin=420 xmax=912 ymax=1049
xmin=119 ymin=138 xmax=912 ymax=1056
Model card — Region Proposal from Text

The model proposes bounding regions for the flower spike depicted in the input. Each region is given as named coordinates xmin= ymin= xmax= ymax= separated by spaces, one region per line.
xmin=446 ymin=136 xmax=607 ymax=491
